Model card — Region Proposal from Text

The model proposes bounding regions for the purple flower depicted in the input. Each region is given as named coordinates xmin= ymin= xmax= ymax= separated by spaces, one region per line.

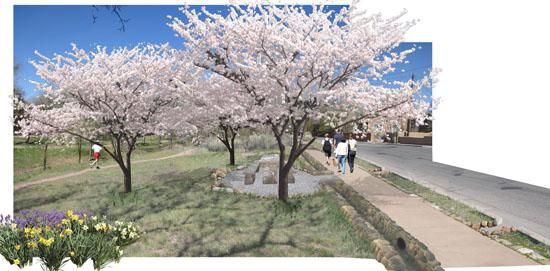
xmin=0 ymin=214 xmax=13 ymax=224
xmin=8 ymin=209 xmax=93 ymax=228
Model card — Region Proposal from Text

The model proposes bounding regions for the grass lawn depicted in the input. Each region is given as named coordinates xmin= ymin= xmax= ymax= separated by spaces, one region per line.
xmin=14 ymin=136 xmax=187 ymax=184
xmin=14 ymin=149 xmax=373 ymax=258
xmin=499 ymin=232 xmax=550 ymax=263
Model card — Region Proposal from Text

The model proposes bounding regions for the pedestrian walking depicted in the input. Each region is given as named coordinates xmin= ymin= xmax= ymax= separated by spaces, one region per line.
xmin=335 ymin=138 xmax=349 ymax=174
xmin=333 ymin=129 xmax=345 ymax=170
xmin=347 ymin=135 xmax=357 ymax=173
xmin=89 ymin=143 xmax=102 ymax=169
xmin=321 ymin=133 xmax=333 ymax=166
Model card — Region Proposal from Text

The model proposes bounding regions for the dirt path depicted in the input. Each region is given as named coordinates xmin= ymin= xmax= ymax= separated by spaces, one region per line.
xmin=15 ymin=148 xmax=197 ymax=191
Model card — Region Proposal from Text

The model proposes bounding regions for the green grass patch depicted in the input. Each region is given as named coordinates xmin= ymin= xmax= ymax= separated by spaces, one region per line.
xmin=354 ymin=158 xmax=381 ymax=172
xmin=15 ymin=149 xmax=373 ymax=258
xmin=499 ymin=231 xmax=550 ymax=261
xmin=14 ymin=137 xmax=188 ymax=184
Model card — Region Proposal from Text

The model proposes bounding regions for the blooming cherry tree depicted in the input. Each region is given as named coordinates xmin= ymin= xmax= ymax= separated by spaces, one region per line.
xmin=19 ymin=44 xmax=192 ymax=193
xmin=169 ymin=3 xmax=434 ymax=201
xmin=186 ymin=74 xmax=257 ymax=165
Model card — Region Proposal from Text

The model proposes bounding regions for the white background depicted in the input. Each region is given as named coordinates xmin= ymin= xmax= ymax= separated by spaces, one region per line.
xmin=1 ymin=0 xmax=549 ymax=270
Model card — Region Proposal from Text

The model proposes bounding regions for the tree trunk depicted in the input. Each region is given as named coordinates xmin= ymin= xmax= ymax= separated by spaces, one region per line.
xmin=90 ymin=143 xmax=93 ymax=159
xmin=25 ymin=136 xmax=30 ymax=144
xmin=123 ymin=168 xmax=132 ymax=193
xmin=42 ymin=143 xmax=48 ymax=171
xmin=229 ymin=147 xmax=235 ymax=165
xmin=229 ymin=130 xmax=236 ymax=165
xmin=78 ymin=137 xmax=82 ymax=163
xmin=278 ymin=158 xmax=290 ymax=202
xmin=170 ymin=135 xmax=173 ymax=149
xmin=158 ymin=135 xmax=162 ymax=149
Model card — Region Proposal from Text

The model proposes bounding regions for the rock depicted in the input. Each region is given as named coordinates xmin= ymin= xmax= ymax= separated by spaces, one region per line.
xmin=511 ymin=226 xmax=518 ymax=232
xmin=499 ymin=239 xmax=513 ymax=246
xmin=215 ymin=168 xmax=227 ymax=178
xmin=472 ymin=223 xmax=481 ymax=231
xmin=481 ymin=221 xmax=488 ymax=227
xmin=424 ymin=250 xmax=436 ymax=261
xmin=480 ymin=228 xmax=490 ymax=236
xmin=501 ymin=226 xmax=511 ymax=234
xmin=340 ymin=205 xmax=354 ymax=219
xmin=388 ymin=255 xmax=406 ymax=271
xmin=530 ymin=252 xmax=547 ymax=261
xmin=212 ymin=187 xmax=234 ymax=193
xmin=262 ymin=170 xmax=277 ymax=184
xmin=465 ymin=221 xmax=473 ymax=227
xmin=244 ymin=172 xmax=255 ymax=185
xmin=287 ymin=171 xmax=295 ymax=183
xmin=380 ymin=257 xmax=389 ymax=267
xmin=236 ymin=165 xmax=245 ymax=170
xmin=211 ymin=173 xmax=217 ymax=179
xmin=517 ymin=247 xmax=534 ymax=255
xmin=487 ymin=220 xmax=494 ymax=227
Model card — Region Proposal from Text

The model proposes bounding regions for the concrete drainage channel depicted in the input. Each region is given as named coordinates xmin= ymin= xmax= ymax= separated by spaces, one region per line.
xmin=323 ymin=180 xmax=444 ymax=271
xmin=303 ymin=151 xmax=442 ymax=270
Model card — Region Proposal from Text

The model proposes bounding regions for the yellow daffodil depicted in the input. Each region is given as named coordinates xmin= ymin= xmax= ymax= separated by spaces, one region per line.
xmin=61 ymin=218 xmax=70 ymax=225
xmin=27 ymin=241 xmax=37 ymax=249
xmin=71 ymin=214 xmax=79 ymax=221
xmin=10 ymin=223 xmax=17 ymax=230
xmin=12 ymin=259 xmax=20 ymax=266
xmin=66 ymin=210 xmax=74 ymax=217
xmin=64 ymin=228 xmax=73 ymax=235
xmin=15 ymin=245 xmax=21 ymax=251
xmin=39 ymin=237 xmax=54 ymax=247
xmin=94 ymin=222 xmax=108 ymax=232
xmin=83 ymin=213 xmax=87 ymax=218
xmin=77 ymin=219 xmax=84 ymax=225
xmin=69 ymin=251 xmax=75 ymax=257
xmin=45 ymin=226 xmax=52 ymax=232
xmin=33 ymin=227 xmax=42 ymax=235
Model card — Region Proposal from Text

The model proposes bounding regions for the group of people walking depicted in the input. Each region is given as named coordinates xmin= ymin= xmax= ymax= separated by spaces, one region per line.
xmin=321 ymin=129 xmax=357 ymax=175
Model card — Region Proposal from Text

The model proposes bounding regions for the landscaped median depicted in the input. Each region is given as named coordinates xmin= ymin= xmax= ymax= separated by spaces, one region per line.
xmin=354 ymin=157 xmax=550 ymax=265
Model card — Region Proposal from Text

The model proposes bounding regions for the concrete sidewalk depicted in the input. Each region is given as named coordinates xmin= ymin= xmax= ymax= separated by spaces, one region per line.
xmin=306 ymin=149 xmax=538 ymax=268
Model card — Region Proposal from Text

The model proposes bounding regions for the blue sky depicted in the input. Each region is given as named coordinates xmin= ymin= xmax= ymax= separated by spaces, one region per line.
xmin=14 ymin=5 xmax=431 ymax=101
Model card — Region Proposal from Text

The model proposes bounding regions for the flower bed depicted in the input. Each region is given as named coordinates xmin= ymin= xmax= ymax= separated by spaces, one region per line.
xmin=0 ymin=210 xmax=141 ymax=271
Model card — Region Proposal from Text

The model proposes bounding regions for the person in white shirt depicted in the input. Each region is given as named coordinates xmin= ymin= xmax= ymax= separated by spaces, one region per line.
xmin=90 ymin=143 xmax=103 ymax=169
xmin=334 ymin=138 xmax=349 ymax=174
xmin=347 ymin=136 xmax=358 ymax=173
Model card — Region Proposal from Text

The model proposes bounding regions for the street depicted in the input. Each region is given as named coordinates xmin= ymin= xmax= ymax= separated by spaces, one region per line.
xmin=356 ymin=142 xmax=550 ymax=245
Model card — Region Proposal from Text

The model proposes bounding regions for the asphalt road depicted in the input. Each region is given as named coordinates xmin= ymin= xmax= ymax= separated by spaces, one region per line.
xmin=355 ymin=142 xmax=550 ymax=245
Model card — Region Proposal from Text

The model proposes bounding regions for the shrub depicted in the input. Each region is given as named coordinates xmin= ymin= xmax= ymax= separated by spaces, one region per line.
xmin=202 ymin=138 xmax=228 ymax=152
xmin=242 ymin=134 xmax=277 ymax=151
xmin=0 ymin=210 xmax=141 ymax=271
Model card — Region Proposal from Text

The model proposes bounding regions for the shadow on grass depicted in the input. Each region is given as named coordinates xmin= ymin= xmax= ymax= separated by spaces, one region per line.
xmin=210 ymin=215 xmax=298 ymax=257
xmin=14 ymin=190 xmax=75 ymax=212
